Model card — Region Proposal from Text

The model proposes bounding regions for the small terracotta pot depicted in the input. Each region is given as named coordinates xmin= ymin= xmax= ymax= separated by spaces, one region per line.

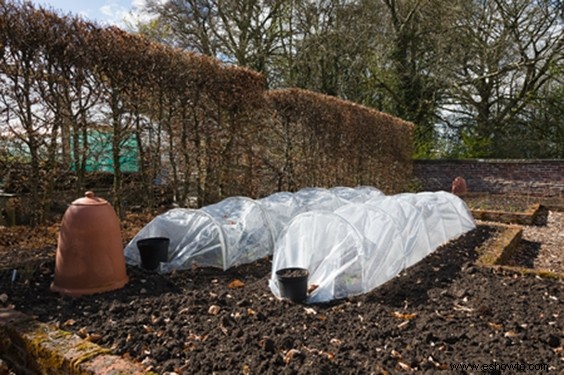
xmin=452 ymin=176 xmax=467 ymax=196
xmin=51 ymin=191 xmax=128 ymax=297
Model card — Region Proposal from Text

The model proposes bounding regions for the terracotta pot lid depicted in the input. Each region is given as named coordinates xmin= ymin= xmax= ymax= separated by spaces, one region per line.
xmin=71 ymin=191 xmax=108 ymax=206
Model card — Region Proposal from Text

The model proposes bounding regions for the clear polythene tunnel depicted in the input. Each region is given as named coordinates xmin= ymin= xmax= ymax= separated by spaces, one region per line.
xmin=269 ymin=192 xmax=476 ymax=303
xmin=124 ymin=186 xmax=382 ymax=270
xmin=124 ymin=187 xmax=476 ymax=303
xmin=124 ymin=196 xmax=275 ymax=271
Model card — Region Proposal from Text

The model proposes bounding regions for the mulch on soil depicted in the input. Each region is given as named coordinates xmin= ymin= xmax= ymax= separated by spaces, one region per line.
xmin=1 ymin=224 xmax=562 ymax=374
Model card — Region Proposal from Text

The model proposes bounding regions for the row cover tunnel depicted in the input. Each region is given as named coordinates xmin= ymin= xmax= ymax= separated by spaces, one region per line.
xmin=124 ymin=187 xmax=476 ymax=303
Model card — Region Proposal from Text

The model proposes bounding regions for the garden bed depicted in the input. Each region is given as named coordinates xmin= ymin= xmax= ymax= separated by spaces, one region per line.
xmin=470 ymin=203 xmax=545 ymax=225
xmin=464 ymin=192 xmax=564 ymax=223
xmin=1 ymin=222 xmax=562 ymax=374
xmin=464 ymin=193 xmax=564 ymax=275
xmin=463 ymin=193 xmax=549 ymax=225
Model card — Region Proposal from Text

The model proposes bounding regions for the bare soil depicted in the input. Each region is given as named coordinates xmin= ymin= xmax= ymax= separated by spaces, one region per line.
xmin=0 ymin=199 xmax=563 ymax=374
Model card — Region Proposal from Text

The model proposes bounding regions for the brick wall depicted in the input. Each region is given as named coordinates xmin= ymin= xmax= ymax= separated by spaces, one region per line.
xmin=413 ymin=159 xmax=564 ymax=197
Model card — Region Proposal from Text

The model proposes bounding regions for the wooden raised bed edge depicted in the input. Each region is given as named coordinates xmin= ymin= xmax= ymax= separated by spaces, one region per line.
xmin=476 ymin=223 xmax=523 ymax=266
xmin=475 ymin=223 xmax=564 ymax=280
xmin=471 ymin=203 xmax=543 ymax=225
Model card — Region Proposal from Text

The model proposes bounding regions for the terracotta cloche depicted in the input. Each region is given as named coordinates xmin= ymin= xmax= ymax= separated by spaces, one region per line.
xmin=51 ymin=191 xmax=128 ymax=297
xmin=451 ymin=176 xmax=468 ymax=197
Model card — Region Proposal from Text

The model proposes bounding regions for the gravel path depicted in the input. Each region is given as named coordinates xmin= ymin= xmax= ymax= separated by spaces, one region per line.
xmin=505 ymin=211 xmax=564 ymax=274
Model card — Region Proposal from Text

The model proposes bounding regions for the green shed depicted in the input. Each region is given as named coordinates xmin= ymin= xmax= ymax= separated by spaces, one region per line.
xmin=72 ymin=129 xmax=138 ymax=173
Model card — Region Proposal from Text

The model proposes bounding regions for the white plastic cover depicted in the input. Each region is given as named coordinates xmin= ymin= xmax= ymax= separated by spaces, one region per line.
xmin=270 ymin=191 xmax=476 ymax=303
xmin=335 ymin=204 xmax=406 ymax=293
xmin=269 ymin=211 xmax=365 ymax=302
xmin=293 ymin=187 xmax=346 ymax=212
xmin=124 ymin=208 xmax=225 ymax=270
xmin=329 ymin=186 xmax=384 ymax=203
xmin=365 ymin=196 xmax=431 ymax=268
xmin=125 ymin=187 xmax=476 ymax=303
xmin=395 ymin=192 xmax=475 ymax=251
xmin=270 ymin=204 xmax=406 ymax=303
xmin=124 ymin=196 xmax=274 ymax=271
xmin=202 ymin=197 xmax=275 ymax=269
xmin=257 ymin=192 xmax=301 ymax=241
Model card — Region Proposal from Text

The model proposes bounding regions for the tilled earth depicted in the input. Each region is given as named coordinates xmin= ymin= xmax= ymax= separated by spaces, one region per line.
xmin=1 ymin=224 xmax=563 ymax=374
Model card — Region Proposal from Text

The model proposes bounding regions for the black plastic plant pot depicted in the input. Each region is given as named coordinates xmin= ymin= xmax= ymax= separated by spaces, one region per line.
xmin=137 ymin=237 xmax=169 ymax=271
xmin=276 ymin=267 xmax=309 ymax=303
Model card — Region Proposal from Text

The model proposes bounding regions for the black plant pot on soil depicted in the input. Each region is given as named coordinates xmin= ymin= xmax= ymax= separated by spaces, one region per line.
xmin=276 ymin=267 xmax=309 ymax=302
xmin=136 ymin=237 xmax=169 ymax=271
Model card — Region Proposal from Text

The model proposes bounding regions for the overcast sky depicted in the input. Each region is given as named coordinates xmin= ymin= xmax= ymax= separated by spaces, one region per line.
xmin=29 ymin=0 xmax=156 ymax=28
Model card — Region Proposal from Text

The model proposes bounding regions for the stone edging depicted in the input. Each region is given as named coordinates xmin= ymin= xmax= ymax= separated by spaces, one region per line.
xmin=0 ymin=309 xmax=151 ymax=375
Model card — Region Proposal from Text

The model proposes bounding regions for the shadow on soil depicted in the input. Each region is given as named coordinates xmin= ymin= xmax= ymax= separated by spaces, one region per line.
xmin=505 ymin=239 xmax=541 ymax=269
xmin=362 ymin=226 xmax=496 ymax=308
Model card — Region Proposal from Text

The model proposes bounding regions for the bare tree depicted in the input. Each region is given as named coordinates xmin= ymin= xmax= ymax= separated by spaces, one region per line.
xmin=443 ymin=0 xmax=563 ymax=156
xmin=142 ymin=0 xmax=291 ymax=87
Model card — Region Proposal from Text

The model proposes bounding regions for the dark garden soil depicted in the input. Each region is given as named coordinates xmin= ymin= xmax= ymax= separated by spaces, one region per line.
xmin=1 ymin=223 xmax=562 ymax=374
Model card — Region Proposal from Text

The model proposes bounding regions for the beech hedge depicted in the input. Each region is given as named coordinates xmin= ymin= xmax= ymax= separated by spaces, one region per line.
xmin=0 ymin=2 xmax=413 ymax=224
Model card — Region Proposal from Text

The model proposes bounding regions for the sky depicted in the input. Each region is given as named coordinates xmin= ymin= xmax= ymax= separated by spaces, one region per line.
xmin=29 ymin=0 xmax=155 ymax=29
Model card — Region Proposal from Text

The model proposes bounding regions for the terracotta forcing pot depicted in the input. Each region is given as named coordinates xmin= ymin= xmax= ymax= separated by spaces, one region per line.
xmin=451 ymin=176 xmax=467 ymax=196
xmin=51 ymin=191 xmax=128 ymax=297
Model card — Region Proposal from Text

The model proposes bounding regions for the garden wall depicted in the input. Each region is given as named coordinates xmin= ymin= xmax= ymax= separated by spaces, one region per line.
xmin=413 ymin=159 xmax=564 ymax=197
